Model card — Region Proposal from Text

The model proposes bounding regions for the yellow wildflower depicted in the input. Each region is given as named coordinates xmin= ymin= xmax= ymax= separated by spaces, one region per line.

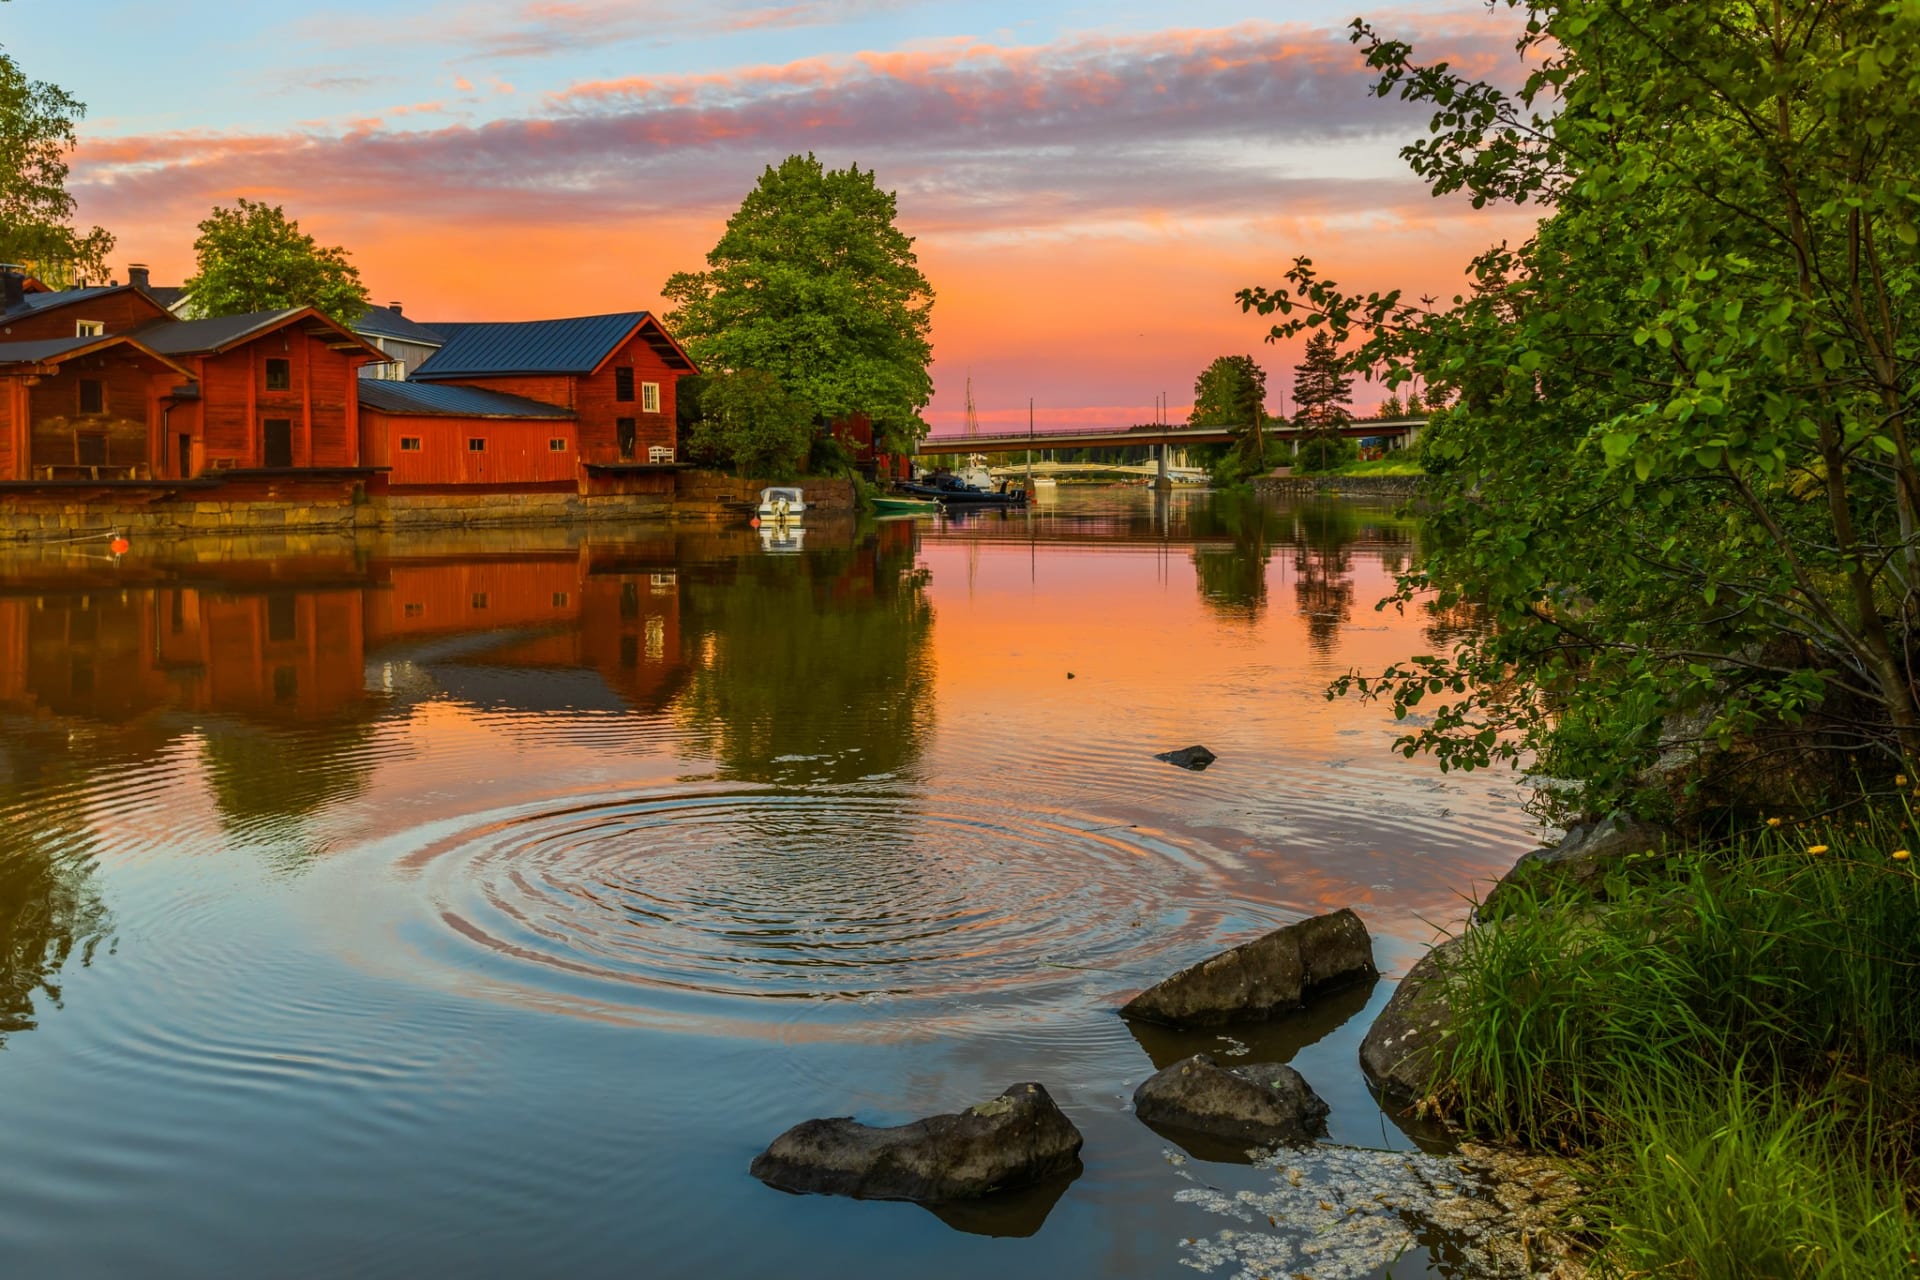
xmin=1895 ymin=850 xmax=1912 ymax=862
xmin=1898 ymin=774 xmax=1910 ymax=786
xmin=1766 ymin=817 xmax=1782 ymax=828
xmin=1807 ymin=845 xmax=1829 ymax=855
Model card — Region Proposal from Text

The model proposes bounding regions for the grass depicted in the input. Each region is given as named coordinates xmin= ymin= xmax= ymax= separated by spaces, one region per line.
xmin=1330 ymin=457 xmax=1426 ymax=477
xmin=1429 ymin=805 xmax=1920 ymax=1276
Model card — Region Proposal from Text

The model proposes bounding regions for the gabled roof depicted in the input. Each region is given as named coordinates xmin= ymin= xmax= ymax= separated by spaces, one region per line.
xmin=134 ymin=307 xmax=385 ymax=360
xmin=0 ymin=332 xmax=195 ymax=377
xmin=1 ymin=284 xmax=143 ymax=321
xmin=359 ymin=380 xmax=573 ymax=420
xmin=354 ymin=306 xmax=446 ymax=346
xmin=411 ymin=311 xmax=695 ymax=380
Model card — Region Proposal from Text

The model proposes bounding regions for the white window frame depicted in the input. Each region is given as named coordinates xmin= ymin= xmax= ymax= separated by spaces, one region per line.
xmin=75 ymin=320 xmax=104 ymax=337
xmin=641 ymin=381 xmax=660 ymax=413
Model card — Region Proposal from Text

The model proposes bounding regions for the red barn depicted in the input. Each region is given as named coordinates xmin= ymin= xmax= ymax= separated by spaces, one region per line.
xmin=359 ymin=381 xmax=578 ymax=491
xmin=0 ymin=334 xmax=197 ymax=480
xmin=401 ymin=312 xmax=696 ymax=491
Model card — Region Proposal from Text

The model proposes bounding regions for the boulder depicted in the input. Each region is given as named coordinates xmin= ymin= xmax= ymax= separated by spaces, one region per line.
xmin=1156 ymin=745 xmax=1217 ymax=771
xmin=1121 ymin=908 xmax=1378 ymax=1029
xmin=1358 ymin=934 xmax=1464 ymax=1101
xmin=750 ymin=1082 xmax=1084 ymax=1202
xmin=1480 ymin=814 xmax=1673 ymax=916
xmin=1133 ymin=1053 xmax=1329 ymax=1147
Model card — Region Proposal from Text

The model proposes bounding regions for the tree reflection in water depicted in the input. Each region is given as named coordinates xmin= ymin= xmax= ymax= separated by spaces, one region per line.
xmin=0 ymin=726 xmax=113 ymax=1045
xmin=673 ymin=522 xmax=935 ymax=785
xmin=1188 ymin=490 xmax=1276 ymax=620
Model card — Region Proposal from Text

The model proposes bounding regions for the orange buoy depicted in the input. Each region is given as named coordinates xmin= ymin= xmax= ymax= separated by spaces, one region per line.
xmin=109 ymin=536 xmax=130 ymax=556
xmin=749 ymin=517 xmax=761 ymax=529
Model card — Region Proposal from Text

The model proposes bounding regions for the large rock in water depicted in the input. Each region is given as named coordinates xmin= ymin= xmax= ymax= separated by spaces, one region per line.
xmin=1479 ymin=814 xmax=1674 ymax=916
xmin=1134 ymin=1053 xmax=1329 ymax=1146
xmin=750 ymin=1082 xmax=1084 ymax=1202
xmin=1121 ymin=908 xmax=1378 ymax=1029
xmin=1156 ymin=745 xmax=1218 ymax=771
xmin=1358 ymin=934 xmax=1465 ymax=1101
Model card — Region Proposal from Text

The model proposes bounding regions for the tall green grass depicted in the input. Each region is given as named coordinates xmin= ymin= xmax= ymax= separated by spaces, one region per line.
xmin=1431 ymin=807 xmax=1920 ymax=1275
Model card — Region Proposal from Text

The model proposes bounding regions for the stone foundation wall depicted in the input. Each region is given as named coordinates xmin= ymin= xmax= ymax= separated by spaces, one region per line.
xmin=0 ymin=469 xmax=858 ymax=543
xmin=1253 ymin=473 xmax=1426 ymax=499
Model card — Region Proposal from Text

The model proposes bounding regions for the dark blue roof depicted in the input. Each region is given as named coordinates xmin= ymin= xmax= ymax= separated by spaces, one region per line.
xmin=358 ymin=380 xmax=574 ymax=419
xmin=135 ymin=309 xmax=308 ymax=355
xmin=0 ymin=334 xmax=125 ymax=365
xmin=354 ymin=305 xmax=446 ymax=345
xmin=412 ymin=312 xmax=655 ymax=379
xmin=2 ymin=285 xmax=126 ymax=321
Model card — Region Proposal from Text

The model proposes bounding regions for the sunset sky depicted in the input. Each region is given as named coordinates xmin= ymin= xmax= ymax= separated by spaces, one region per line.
xmin=8 ymin=0 xmax=1534 ymax=433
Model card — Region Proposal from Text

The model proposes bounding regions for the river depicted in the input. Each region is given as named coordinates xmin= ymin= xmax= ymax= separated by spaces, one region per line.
xmin=0 ymin=488 xmax=1540 ymax=1278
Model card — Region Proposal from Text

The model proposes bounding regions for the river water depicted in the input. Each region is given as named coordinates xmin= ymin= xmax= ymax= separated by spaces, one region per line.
xmin=0 ymin=488 xmax=1540 ymax=1278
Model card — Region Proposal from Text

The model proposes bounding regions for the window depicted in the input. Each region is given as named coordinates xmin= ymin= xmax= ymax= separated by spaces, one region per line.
xmin=404 ymin=602 xmax=424 ymax=618
xmin=615 ymin=367 xmax=635 ymax=402
xmin=78 ymin=380 xmax=105 ymax=415
xmin=617 ymin=418 xmax=637 ymax=459
xmin=265 ymin=358 xmax=291 ymax=391
xmin=399 ymin=437 xmax=422 ymax=452
xmin=551 ymin=592 xmax=570 ymax=608
xmin=468 ymin=438 xmax=486 ymax=452
xmin=641 ymin=382 xmax=660 ymax=414
xmin=549 ymin=438 xmax=568 ymax=452
xmin=471 ymin=593 xmax=489 ymax=609
xmin=75 ymin=320 xmax=104 ymax=337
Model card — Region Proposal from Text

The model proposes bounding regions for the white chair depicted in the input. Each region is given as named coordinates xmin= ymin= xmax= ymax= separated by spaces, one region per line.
xmin=648 ymin=445 xmax=675 ymax=464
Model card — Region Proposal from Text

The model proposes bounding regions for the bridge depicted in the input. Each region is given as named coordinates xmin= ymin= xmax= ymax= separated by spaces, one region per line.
xmin=916 ymin=417 xmax=1426 ymax=457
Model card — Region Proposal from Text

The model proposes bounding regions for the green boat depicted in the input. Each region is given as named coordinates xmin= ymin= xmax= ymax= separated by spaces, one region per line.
xmin=871 ymin=495 xmax=942 ymax=515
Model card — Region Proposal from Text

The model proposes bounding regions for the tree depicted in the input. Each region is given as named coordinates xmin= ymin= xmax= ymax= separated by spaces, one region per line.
xmin=1240 ymin=2 xmax=1920 ymax=816
xmin=181 ymin=199 xmax=369 ymax=324
xmin=1376 ymin=392 xmax=1406 ymax=420
xmin=0 ymin=46 xmax=113 ymax=287
xmin=1188 ymin=354 xmax=1270 ymax=480
xmin=1290 ymin=332 xmax=1354 ymax=426
xmin=663 ymin=155 xmax=935 ymax=458
xmin=686 ymin=369 xmax=814 ymax=479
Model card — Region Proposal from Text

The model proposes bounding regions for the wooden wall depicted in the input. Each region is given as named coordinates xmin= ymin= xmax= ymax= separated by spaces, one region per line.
xmin=362 ymin=412 xmax=578 ymax=488
xmin=24 ymin=354 xmax=172 ymax=474
xmin=191 ymin=327 xmax=364 ymax=470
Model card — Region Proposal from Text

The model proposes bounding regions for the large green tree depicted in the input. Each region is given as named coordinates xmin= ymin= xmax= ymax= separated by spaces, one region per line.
xmin=662 ymin=155 xmax=935 ymax=456
xmin=1291 ymin=331 xmax=1354 ymax=426
xmin=181 ymin=199 xmax=369 ymax=324
xmin=686 ymin=369 xmax=814 ymax=479
xmin=1243 ymin=1 xmax=1920 ymax=816
xmin=1189 ymin=354 xmax=1269 ymax=478
xmin=0 ymin=46 xmax=114 ymax=287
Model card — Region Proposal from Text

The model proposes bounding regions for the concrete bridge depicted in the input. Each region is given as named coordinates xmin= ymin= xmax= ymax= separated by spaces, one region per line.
xmin=916 ymin=417 xmax=1426 ymax=457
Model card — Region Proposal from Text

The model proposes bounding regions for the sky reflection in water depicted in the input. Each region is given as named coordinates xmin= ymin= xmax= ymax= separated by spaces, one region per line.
xmin=0 ymin=489 xmax=1538 ymax=1278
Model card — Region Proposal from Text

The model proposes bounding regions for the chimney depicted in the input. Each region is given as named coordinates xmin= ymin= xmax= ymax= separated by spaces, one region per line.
xmin=389 ymin=301 xmax=404 ymax=314
xmin=128 ymin=264 xmax=151 ymax=291
xmin=0 ymin=266 xmax=24 ymax=312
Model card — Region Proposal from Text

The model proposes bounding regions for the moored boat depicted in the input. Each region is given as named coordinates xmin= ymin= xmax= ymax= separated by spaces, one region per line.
xmin=757 ymin=486 xmax=805 ymax=520
xmin=872 ymin=495 xmax=942 ymax=514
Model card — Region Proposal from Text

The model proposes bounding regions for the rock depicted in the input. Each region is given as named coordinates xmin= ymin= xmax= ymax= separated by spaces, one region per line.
xmin=750 ymin=1082 xmax=1084 ymax=1202
xmin=1358 ymin=934 xmax=1464 ymax=1101
xmin=1133 ymin=1053 xmax=1329 ymax=1147
xmin=1155 ymin=745 xmax=1217 ymax=770
xmin=1121 ymin=908 xmax=1378 ymax=1029
xmin=1480 ymin=813 xmax=1674 ymax=916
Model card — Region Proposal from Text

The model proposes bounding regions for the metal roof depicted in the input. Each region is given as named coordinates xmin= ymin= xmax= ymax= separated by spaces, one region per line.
xmin=412 ymin=312 xmax=655 ymax=379
xmin=358 ymin=380 xmax=573 ymax=420
xmin=354 ymin=305 xmax=447 ymax=345
xmin=2 ymin=285 xmax=124 ymax=321
xmin=0 ymin=334 xmax=121 ymax=365
xmin=134 ymin=309 xmax=311 ymax=355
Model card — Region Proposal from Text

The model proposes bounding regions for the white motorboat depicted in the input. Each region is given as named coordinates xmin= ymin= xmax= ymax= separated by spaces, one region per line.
xmin=757 ymin=486 xmax=805 ymax=520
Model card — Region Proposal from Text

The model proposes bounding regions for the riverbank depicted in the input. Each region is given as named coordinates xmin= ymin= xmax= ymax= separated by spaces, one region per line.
xmin=0 ymin=470 xmax=856 ymax=543
xmin=1374 ymin=808 xmax=1920 ymax=1273
xmin=1252 ymin=472 xmax=1424 ymax=499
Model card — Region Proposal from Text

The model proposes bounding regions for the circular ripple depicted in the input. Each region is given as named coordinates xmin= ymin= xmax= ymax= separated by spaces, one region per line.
xmin=374 ymin=785 xmax=1256 ymax=1022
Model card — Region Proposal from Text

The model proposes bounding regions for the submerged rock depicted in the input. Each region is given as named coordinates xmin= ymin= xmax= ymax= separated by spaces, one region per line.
xmin=1121 ymin=908 xmax=1378 ymax=1029
xmin=1358 ymin=934 xmax=1464 ymax=1102
xmin=1155 ymin=745 xmax=1217 ymax=770
xmin=1134 ymin=1053 xmax=1329 ymax=1147
xmin=750 ymin=1082 xmax=1084 ymax=1202
xmin=1480 ymin=814 xmax=1673 ymax=916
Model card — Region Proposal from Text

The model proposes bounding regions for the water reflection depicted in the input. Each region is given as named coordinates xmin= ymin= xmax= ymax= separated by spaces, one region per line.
xmin=0 ymin=492 xmax=1543 ymax=1279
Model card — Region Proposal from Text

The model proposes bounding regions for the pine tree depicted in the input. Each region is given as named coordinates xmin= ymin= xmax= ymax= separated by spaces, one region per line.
xmin=1290 ymin=332 xmax=1354 ymax=426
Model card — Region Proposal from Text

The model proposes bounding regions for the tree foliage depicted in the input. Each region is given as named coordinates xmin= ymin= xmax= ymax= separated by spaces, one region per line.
xmin=1243 ymin=1 xmax=1920 ymax=816
xmin=1291 ymin=331 xmax=1355 ymax=426
xmin=662 ymin=155 xmax=935 ymax=457
xmin=181 ymin=199 xmax=369 ymax=324
xmin=0 ymin=46 xmax=113 ymax=287
xmin=686 ymin=369 xmax=815 ymax=479
xmin=1189 ymin=354 xmax=1268 ymax=427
